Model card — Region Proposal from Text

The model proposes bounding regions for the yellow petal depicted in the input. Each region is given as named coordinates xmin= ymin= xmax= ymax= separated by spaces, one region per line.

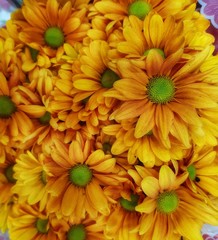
xmin=135 ymin=198 xmax=156 ymax=213
xmin=141 ymin=176 xmax=159 ymax=198
xmin=159 ymin=165 xmax=176 ymax=191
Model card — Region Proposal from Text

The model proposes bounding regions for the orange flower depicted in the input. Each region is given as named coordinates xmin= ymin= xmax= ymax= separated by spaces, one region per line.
xmin=45 ymin=132 xmax=127 ymax=222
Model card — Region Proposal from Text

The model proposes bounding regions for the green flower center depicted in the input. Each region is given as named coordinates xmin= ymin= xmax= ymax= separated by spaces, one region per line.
xmin=36 ymin=218 xmax=48 ymax=234
xmin=67 ymin=224 xmax=86 ymax=240
xmin=5 ymin=165 xmax=16 ymax=183
xmin=157 ymin=191 xmax=179 ymax=214
xmin=0 ymin=96 xmax=16 ymax=118
xmin=44 ymin=27 xmax=64 ymax=49
xmin=128 ymin=0 xmax=152 ymax=20
xmin=69 ymin=164 xmax=92 ymax=187
xmin=187 ymin=164 xmax=196 ymax=181
xmin=39 ymin=111 xmax=51 ymax=125
xmin=147 ymin=76 xmax=175 ymax=104
xmin=101 ymin=68 xmax=120 ymax=88
xmin=102 ymin=142 xmax=112 ymax=154
xmin=41 ymin=170 xmax=47 ymax=185
xmin=120 ymin=193 xmax=139 ymax=211
xmin=29 ymin=47 xmax=39 ymax=62
xmin=144 ymin=48 xmax=165 ymax=59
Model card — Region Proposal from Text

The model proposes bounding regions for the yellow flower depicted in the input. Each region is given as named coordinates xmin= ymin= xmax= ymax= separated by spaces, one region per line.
xmin=12 ymin=0 xmax=90 ymax=57
xmin=103 ymin=182 xmax=141 ymax=240
xmin=8 ymin=203 xmax=63 ymax=240
xmin=104 ymin=46 xmax=218 ymax=150
xmin=133 ymin=165 xmax=218 ymax=239
xmin=179 ymin=145 xmax=218 ymax=198
xmin=12 ymin=150 xmax=52 ymax=211
xmin=91 ymin=0 xmax=196 ymax=23
xmin=45 ymin=132 xmax=127 ymax=222
xmin=116 ymin=12 xmax=212 ymax=60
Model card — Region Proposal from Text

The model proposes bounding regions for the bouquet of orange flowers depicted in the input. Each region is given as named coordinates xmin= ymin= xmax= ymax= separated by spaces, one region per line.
xmin=1 ymin=0 xmax=218 ymax=239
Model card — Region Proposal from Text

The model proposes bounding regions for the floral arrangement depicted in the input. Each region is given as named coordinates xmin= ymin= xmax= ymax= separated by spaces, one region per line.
xmin=1 ymin=0 xmax=218 ymax=239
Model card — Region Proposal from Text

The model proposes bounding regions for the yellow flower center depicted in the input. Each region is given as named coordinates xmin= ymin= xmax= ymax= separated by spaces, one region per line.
xmin=120 ymin=193 xmax=139 ymax=211
xmin=0 ymin=96 xmax=16 ymax=118
xmin=144 ymin=48 xmax=165 ymax=59
xmin=5 ymin=165 xmax=16 ymax=183
xmin=187 ymin=164 xmax=196 ymax=181
xmin=39 ymin=111 xmax=51 ymax=125
xmin=67 ymin=224 xmax=86 ymax=240
xmin=157 ymin=191 xmax=179 ymax=214
xmin=128 ymin=1 xmax=152 ymax=20
xmin=101 ymin=68 xmax=120 ymax=88
xmin=44 ymin=27 xmax=64 ymax=49
xmin=69 ymin=164 xmax=92 ymax=187
xmin=36 ymin=218 xmax=48 ymax=234
xmin=147 ymin=76 xmax=175 ymax=104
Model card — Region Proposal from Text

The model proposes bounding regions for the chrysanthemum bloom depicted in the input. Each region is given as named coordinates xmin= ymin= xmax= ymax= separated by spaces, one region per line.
xmin=103 ymin=119 xmax=187 ymax=166
xmin=12 ymin=150 xmax=53 ymax=211
xmin=45 ymin=132 xmax=127 ymax=222
xmin=0 ymin=150 xmax=19 ymax=233
xmin=91 ymin=0 xmax=196 ymax=24
xmin=116 ymin=13 xmax=213 ymax=61
xmin=8 ymin=203 xmax=62 ymax=240
xmin=12 ymin=0 xmax=90 ymax=57
xmin=52 ymin=40 xmax=121 ymax=134
xmin=104 ymin=46 xmax=218 ymax=159
xmin=179 ymin=145 xmax=218 ymax=198
xmin=0 ymin=36 xmax=25 ymax=87
xmin=65 ymin=214 xmax=105 ymax=240
xmin=103 ymin=182 xmax=142 ymax=240
xmin=0 ymin=74 xmax=34 ymax=143
xmin=132 ymin=165 xmax=218 ymax=239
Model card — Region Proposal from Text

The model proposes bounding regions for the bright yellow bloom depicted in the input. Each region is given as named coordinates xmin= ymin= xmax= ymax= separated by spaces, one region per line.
xmin=103 ymin=182 xmax=142 ymax=240
xmin=12 ymin=150 xmax=52 ymax=211
xmin=104 ymin=46 xmax=218 ymax=153
xmin=8 ymin=203 xmax=63 ymax=240
xmin=179 ymin=145 xmax=218 ymax=198
xmin=91 ymin=0 xmax=196 ymax=23
xmin=12 ymin=0 xmax=90 ymax=57
xmin=132 ymin=165 xmax=218 ymax=239
xmin=46 ymin=132 xmax=127 ymax=222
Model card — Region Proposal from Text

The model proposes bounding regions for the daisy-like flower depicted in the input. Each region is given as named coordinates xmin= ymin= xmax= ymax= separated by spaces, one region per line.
xmin=133 ymin=165 xmax=218 ymax=239
xmin=116 ymin=13 xmax=213 ymax=61
xmin=45 ymin=132 xmax=127 ymax=222
xmin=0 ymin=74 xmax=34 ymax=142
xmin=104 ymin=46 xmax=218 ymax=153
xmin=12 ymin=0 xmax=90 ymax=57
xmin=65 ymin=214 xmax=105 ymax=240
xmin=179 ymin=145 xmax=218 ymax=198
xmin=91 ymin=0 xmax=196 ymax=24
xmin=103 ymin=182 xmax=142 ymax=240
xmin=12 ymin=150 xmax=53 ymax=211
xmin=103 ymin=119 xmax=187 ymax=166
xmin=8 ymin=203 xmax=62 ymax=240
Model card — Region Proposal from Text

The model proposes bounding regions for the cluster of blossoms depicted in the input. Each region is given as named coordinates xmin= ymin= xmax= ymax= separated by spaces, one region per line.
xmin=1 ymin=0 xmax=218 ymax=239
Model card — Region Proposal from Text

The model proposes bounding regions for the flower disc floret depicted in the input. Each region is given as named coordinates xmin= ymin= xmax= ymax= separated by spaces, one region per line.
xmin=187 ymin=164 xmax=196 ymax=181
xmin=39 ymin=111 xmax=51 ymax=125
xmin=67 ymin=224 xmax=86 ymax=240
xmin=69 ymin=164 xmax=92 ymax=187
xmin=5 ymin=165 xmax=16 ymax=183
xmin=128 ymin=1 xmax=152 ymax=20
xmin=157 ymin=191 xmax=179 ymax=214
xmin=144 ymin=48 xmax=165 ymax=59
xmin=0 ymin=96 xmax=16 ymax=118
xmin=101 ymin=69 xmax=120 ymax=88
xmin=36 ymin=218 xmax=48 ymax=234
xmin=44 ymin=27 xmax=64 ymax=49
xmin=120 ymin=193 xmax=139 ymax=211
xmin=147 ymin=76 xmax=175 ymax=104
